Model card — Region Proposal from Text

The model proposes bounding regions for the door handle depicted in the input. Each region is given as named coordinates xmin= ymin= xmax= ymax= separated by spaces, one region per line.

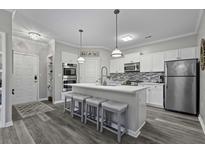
xmin=12 ymin=89 xmax=15 ymax=95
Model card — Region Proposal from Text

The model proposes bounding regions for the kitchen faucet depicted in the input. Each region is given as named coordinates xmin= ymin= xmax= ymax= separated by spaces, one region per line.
xmin=101 ymin=66 xmax=108 ymax=85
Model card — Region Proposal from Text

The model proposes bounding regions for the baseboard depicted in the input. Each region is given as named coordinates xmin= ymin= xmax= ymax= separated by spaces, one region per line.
xmin=53 ymin=100 xmax=64 ymax=104
xmin=109 ymin=121 xmax=145 ymax=138
xmin=147 ymin=103 xmax=164 ymax=109
xmin=5 ymin=121 xmax=13 ymax=127
xmin=127 ymin=122 xmax=146 ymax=138
xmin=39 ymin=97 xmax=48 ymax=101
xmin=198 ymin=114 xmax=205 ymax=135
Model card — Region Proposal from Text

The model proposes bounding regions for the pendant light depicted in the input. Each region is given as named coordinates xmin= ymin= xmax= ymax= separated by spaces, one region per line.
xmin=111 ymin=9 xmax=122 ymax=58
xmin=77 ymin=29 xmax=85 ymax=63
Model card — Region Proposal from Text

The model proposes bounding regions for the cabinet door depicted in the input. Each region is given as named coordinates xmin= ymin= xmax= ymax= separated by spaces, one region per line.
xmin=110 ymin=58 xmax=124 ymax=73
xmin=62 ymin=52 xmax=78 ymax=64
xmin=149 ymin=85 xmax=164 ymax=108
xmin=152 ymin=52 xmax=165 ymax=72
xmin=164 ymin=49 xmax=179 ymax=61
xmin=179 ymin=47 xmax=196 ymax=59
xmin=110 ymin=59 xmax=118 ymax=73
xmin=140 ymin=54 xmax=152 ymax=72
xmin=124 ymin=52 xmax=140 ymax=63
xmin=117 ymin=58 xmax=124 ymax=73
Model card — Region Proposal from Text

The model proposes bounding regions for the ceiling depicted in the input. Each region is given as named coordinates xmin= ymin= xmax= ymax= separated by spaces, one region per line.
xmin=12 ymin=9 xmax=202 ymax=51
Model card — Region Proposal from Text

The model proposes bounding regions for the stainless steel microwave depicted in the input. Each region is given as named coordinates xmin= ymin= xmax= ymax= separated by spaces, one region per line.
xmin=124 ymin=62 xmax=140 ymax=72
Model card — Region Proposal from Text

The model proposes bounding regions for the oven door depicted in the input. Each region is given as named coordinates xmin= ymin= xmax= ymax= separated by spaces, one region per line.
xmin=63 ymin=68 xmax=76 ymax=76
xmin=63 ymin=79 xmax=77 ymax=92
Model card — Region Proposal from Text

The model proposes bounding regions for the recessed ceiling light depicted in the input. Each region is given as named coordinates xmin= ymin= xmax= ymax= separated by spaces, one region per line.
xmin=121 ymin=34 xmax=134 ymax=42
xmin=28 ymin=32 xmax=41 ymax=40
xmin=145 ymin=35 xmax=152 ymax=39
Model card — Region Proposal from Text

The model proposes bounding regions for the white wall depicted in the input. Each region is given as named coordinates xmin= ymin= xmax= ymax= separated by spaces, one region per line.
xmin=53 ymin=42 xmax=111 ymax=102
xmin=124 ymin=34 xmax=197 ymax=54
xmin=0 ymin=10 xmax=12 ymax=123
xmin=12 ymin=36 xmax=49 ymax=99
xmin=53 ymin=41 xmax=79 ymax=102
xmin=197 ymin=10 xmax=205 ymax=125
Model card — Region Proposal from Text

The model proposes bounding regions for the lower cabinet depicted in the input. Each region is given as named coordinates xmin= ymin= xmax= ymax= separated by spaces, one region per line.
xmin=139 ymin=83 xmax=164 ymax=108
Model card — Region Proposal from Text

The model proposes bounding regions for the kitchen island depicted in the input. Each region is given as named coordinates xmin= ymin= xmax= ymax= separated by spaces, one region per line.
xmin=69 ymin=83 xmax=147 ymax=138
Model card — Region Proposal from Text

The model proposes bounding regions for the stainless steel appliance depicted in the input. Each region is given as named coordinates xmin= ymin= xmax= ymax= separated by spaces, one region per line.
xmin=62 ymin=63 xmax=77 ymax=92
xmin=164 ymin=59 xmax=199 ymax=115
xmin=124 ymin=62 xmax=140 ymax=72
xmin=63 ymin=63 xmax=77 ymax=76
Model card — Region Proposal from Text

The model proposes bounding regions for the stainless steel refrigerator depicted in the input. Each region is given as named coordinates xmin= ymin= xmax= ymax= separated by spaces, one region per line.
xmin=164 ymin=59 xmax=199 ymax=115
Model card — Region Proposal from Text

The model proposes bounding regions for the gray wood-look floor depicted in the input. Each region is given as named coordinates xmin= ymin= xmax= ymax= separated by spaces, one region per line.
xmin=0 ymin=101 xmax=205 ymax=144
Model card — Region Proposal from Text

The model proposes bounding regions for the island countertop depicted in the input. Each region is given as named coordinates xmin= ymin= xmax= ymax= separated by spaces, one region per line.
xmin=68 ymin=83 xmax=147 ymax=94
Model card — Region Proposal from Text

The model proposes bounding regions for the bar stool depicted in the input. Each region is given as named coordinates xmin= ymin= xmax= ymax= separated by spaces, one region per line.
xmin=64 ymin=92 xmax=77 ymax=114
xmin=84 ymin=97 xmax=106 ymax=131
xmin=100 ymin=100 xmax=128 ymax=143
xmin=72 ymin=94 xmax=91 ymax=122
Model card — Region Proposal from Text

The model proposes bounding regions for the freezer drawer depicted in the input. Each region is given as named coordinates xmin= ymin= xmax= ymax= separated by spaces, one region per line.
xmin=165 ymin=59 xmax=197 ymax=76
xmin=165 ymin=76 xmax=197 ymax=114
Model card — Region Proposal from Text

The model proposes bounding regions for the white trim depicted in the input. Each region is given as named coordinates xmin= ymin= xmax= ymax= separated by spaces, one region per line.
xmin=39 ymin=97 xmax=48 ymax=101
xmin=195 ymin=10 xmax=204 ymax=33
xmin=5 ymin=121 xmax=13 ymax=127
xmin=0 ymin=31 xmax=6 ymax=128
xmin=56 ymin=39 xmax=112 ymax=51
xmin=53 ymin=100 xmax=64 ymax=104
xmin=146 ymin=103 xmax=164 ymax=109
xmin=128 ymin=122 xmax=146 ymax=138
xmin=198 ymin=114 xmax=205 ymax=135
xmin=122 ymin=32 xmax=197 ymax=51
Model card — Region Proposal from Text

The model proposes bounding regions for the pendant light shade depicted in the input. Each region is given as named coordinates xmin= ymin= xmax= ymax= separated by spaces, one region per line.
xmin=111 ymin=9 xmax=122 ymax=58
xmin=77 ymin=29 xmax=85 ymax=63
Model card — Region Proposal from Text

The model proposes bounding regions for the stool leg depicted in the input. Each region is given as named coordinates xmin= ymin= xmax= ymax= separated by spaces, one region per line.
xmin=100 ymin=108 xmax=104 ymax=133
xmin=81 ymin=101 xmax=84 ymax=123
xmin=84 ymin=103 xmax=88 ymax=124
xmin=96 ymin=106 xmax=99 ymax=131
xmin=117 ymin=112 xmax=121 ymax=143
xmin=64 ymin=97 xmax=66 ymax=113
xmin=71 ymin=99 xmax=74 ymax=118
xmin=125 ymin=109 xmax=128 ymax=134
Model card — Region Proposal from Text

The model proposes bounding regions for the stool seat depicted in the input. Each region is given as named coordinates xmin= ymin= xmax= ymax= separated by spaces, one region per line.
xmin=86 ymin=97 xmax=106 ymax=106
xmin=64 ymin=92 xmax=79 ymax=98
xmin=72 ymin=94 xmax=91 ymax=101
xmin=102 ymin=101 xmax=128 ymax=112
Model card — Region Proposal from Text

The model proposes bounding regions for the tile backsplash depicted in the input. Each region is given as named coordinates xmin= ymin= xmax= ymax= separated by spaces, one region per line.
xmin=110 ymin=72 xmax=165 ymax=83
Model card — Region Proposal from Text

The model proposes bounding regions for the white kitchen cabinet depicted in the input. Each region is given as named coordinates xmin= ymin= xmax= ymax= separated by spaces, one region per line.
xmin=140 ymin=54 xmax=152 ymax=72
xmin=62 ymin=52 xmax=78 ymax=64
xmin=179 ymin=47 xmax=196 ymax=59
xmin=152 ymin=52 xmax=165 ymax=72
xmin=124 ymin=52 xmax=140 ymax=63
xmin=164 ymin=49 xmax=179 ymax=61
xmin=110 ymin=58 xmax=124 ymax=73
xmin=139 ymin=83 xmax=164 ymax=108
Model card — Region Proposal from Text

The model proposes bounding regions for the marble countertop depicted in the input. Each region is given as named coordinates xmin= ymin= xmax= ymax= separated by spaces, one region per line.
xmin=69 ymin=83 xmax=148 ymax=94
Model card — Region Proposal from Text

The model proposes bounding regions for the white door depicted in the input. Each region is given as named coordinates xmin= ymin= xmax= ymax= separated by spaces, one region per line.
xmin=80 ymin=57 xmax=100 ymax=83
xmin=12 ymin=53 xmax=39 ymax=104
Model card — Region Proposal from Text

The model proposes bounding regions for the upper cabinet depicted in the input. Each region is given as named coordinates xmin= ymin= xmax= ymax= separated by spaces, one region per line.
xmin=62 ymin=52 xmax=78 ymax=64
xmin=164 ymin=49 xmax=179 ymax=61
xmin=179 ymin=47 xmax=196 ymax=60
xmin=152 ymin=52 xmax=165 ymax=72
xmin=164 ymin=47 xmax=197 ymax=61
xmin=124 ymin=52 xmax=140 ymax=63
xmin=140 ymin=52 xmax=165 ymax=72
xmin=110 ymin=58 xmax=124 ymax=73
xmin=140 ymin=54 xmax=152 ymax=72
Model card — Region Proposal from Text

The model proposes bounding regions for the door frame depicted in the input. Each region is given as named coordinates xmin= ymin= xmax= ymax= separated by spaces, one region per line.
xmin=12 ymin=51 xmax=40 ymax=103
